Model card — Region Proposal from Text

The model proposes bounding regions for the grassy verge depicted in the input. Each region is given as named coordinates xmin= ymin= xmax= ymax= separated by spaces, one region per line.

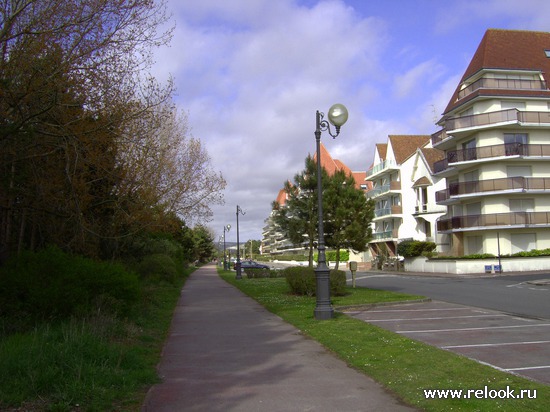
xmin=219 ymin=269 xmax=549 ymax=412
xmin=0 ymin=268 xmax=193 ymax=411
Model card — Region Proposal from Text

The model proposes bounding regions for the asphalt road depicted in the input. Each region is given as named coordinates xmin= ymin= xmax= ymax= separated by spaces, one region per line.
xmin=347 ymin=272 xmax=550 ymax=320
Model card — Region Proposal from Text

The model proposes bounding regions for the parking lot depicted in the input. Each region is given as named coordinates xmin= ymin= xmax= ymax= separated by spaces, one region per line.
xmin=344 ymin=300 xmax=550 ymax=384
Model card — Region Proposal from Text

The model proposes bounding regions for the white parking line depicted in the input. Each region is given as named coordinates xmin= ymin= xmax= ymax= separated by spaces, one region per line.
xmin=442 ymin=340 xmax=550 ymax=349
xmin=506 ymin=365 xmax=550 ymax=371
xmin=364 ymin=307 xmax=470 ymax=313
xmin=368 ymin=315 xmax=507 ymax=322
xmin=397 ymin=324 xmax=550 ymax=334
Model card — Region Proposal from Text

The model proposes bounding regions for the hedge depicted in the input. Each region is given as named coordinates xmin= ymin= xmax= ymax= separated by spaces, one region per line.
xmin=283 ymin=266 xmax=347 ymax=296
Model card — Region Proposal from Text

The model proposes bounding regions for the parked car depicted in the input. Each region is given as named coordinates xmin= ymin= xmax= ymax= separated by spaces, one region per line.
xmin=234 ymin=260 xmax=270 ymax=270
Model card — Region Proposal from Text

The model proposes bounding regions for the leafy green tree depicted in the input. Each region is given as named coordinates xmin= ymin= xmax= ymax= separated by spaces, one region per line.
xmin=244 ymin=239 xmax=261 ymax=258
xmin=274 ymin=156 xmax=329 ymax=267
xmin=324 ymin=170 xmax=374 ymax=268
xmin=192 ymin=225 xmax=215 ymax=263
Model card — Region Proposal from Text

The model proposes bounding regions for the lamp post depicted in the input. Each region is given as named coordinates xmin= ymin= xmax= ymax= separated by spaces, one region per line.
xmin=223 ymin=224 xmax=231 ymax=270
xmin=236 ymin=205 xmax=246 ymax=279
xmin=313 ymin=103 xmax=349 ymax=320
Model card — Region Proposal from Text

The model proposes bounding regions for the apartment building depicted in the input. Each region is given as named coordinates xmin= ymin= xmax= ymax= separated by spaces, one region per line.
xmin=366 ymin=135 xmax=446 ymax=257
xmin=433 ymin=29 xmax=550 ymax=256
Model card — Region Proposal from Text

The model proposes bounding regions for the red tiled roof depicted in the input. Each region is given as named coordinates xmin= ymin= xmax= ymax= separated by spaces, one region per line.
xmin=312 ymin=143 xmax=366 ymax=191
xmin=444 ymin=29 xmax=550 ymax=114
xmin=419 ymin=147 xmax=445 ymax=174
xmin=388 ymin=135 xmax=431 ymax=164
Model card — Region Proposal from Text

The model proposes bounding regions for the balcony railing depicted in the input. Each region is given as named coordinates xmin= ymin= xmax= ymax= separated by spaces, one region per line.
xmin=372 ymin=229 xmax=398 ymax=240
xmin=374 ymin=205 xmax=402 ymax=217
xmin=366 ymin=181 xmax=401 ymax=198
xmin=457 ymin=78 xmax=547 ymax=100
xmin=436 ymin=177 xmax=550 ymax=202
xmin=433 ymin=143 xmax=550 ymax=174
xmin=437 ymin=211 xmax=550 ymax=231
xmin=432 ymin=109 xmax=550 ymax=146
xmin=366 ymin=160 xmax=398 ymax=178
xmin=413 ymin=203 xmax=447 ymax=214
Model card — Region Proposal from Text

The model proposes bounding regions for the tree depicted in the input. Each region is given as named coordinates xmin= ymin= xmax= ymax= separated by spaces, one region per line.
xmin=244 ymin=239 xmax=261 ymax=258
xmin=274 ymin=155 xmax=329 ymax=267
xmin=0 ymin=0 xmax=175 ymax=260
xmin=324 ymin=170 xmax=374 ymax=269
xmin=192 ymin=225 xmax=215 ymax=263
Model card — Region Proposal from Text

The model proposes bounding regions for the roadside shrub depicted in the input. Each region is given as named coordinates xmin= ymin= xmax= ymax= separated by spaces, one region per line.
xmin=0 ymin=246 xmax=141 ymax=328
xmin=325 ymin=250 xmax=350 ymax=262
xmin=135 ymin=253 xmax=179 ymax=284
xmin=397 ymin=240 xmax=436 ymax=257
xmin=245 ymin=268 xmax=283 ymax=278
xmin=284 ymin=267 xmax=347 ymax=296
xmin=330 ymin=269 xmax=347 ymax=296
xmin=284 ymin=266 xmax=316 ymax=296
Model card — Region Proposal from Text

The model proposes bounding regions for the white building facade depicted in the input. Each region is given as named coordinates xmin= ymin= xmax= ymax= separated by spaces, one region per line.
xmin=433 ymin=29 xmax=550 ymax=257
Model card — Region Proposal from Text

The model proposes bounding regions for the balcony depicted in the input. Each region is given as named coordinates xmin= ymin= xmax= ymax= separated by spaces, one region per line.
xmin=413 ymin=203 xmax=447 ymax=215
xmin=366 ymin=159 xmax=398 ymax=178
xmin=457 ymin=78 xmax=547 ymax=100
xmin=372 ymin=229 xmax=398 ymax=241
xmin=437 ymin=211 xmax=550 ymax=232
xmin=432 ymin=109 xmax=550 ymax=146
xmin=433 ymin=143 xmax=550 ymax=174
xmin=366 ymin=181 xmax=401 ymax=199
xmin=436 ymin=177 xmax=550 ymax=203
xmin=374 ymin=205 xmax=402 ymax=218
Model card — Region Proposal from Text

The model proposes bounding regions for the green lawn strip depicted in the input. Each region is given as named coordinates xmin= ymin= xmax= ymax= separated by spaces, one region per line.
xmin=219 ymin=270 xmax=549 ymax=412
xmin=0 ymin=269 xmax=193 ymax=411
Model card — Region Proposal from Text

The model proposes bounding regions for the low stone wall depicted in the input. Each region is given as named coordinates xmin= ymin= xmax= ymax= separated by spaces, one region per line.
xmin=405 ymin=256 xmax=550 ymax=274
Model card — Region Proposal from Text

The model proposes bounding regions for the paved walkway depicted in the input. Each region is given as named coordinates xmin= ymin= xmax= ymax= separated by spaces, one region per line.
xmin=142 ymin=264 xmax=415 ymax=411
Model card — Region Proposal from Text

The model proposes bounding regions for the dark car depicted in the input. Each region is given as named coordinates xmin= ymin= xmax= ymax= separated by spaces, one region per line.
xmin=234 ymin=260 xmax=270 ymax=270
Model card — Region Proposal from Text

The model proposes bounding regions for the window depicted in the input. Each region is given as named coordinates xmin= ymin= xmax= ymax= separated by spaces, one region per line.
xmin=509 ymin=198 xmax=534 ymax=212
xmin=464 ymin=170 xmax=479 ymax=182
xmin=504 ymin=133 xmax=528 ymax=145
xmin=511 ymin=233 xmax=536 ymax=253
xmin=466 ymin=202 xmax=482 ymax=215
xmin=466 ymin=235 xmax=483 ymax=255
xmin=504 ymin=133 xmax=527 ymax=156
xmin=462 ymin=138 xmax=477 ymax=161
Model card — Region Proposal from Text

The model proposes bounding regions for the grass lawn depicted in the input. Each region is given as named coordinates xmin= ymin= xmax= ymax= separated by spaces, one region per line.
xmin=219 ymin=269 xmax=549 ymax=412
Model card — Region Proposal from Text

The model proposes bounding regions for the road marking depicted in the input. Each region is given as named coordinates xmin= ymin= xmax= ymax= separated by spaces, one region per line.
xmin=368 ymin=315 xmax=507 ymax=322
xmin=396 ymin=324 xmax=550 ymax=333
xmin=362 ymin=307 xmax=469 ymax=313
xmin=442 ymin=340 xmax=550 ymax=349
xmin=506 ymin=365 xmax=550 ymax=371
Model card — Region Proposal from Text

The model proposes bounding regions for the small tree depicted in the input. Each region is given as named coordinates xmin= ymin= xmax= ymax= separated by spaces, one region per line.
xmin=273 ymin=156 xmax=329 ymax=267
xmin=324 ymin=170 xmax=374 ymax=269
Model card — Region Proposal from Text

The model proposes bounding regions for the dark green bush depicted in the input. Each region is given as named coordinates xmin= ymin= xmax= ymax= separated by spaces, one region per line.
xmin=244 ymin=268 xmax=283 ymax=278
xmin=397 ymin=240 xmax=436 ymax=257
xmin=284 ymin=267 xmax=347 ymax=296
xmin=135 ymin=253 xmax=179 ymax=284
xmin=284 ymin=267 xmax=316 ymax=296
xmin=0 ymin=246 xmax=140 ymax=327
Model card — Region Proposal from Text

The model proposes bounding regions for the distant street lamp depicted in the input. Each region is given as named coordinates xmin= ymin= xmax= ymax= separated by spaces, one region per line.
xmin=235 ymin=205 xmax=246 ymax=279
xmin=223 ymin=224 xmax=231 ymax=270
xmin=313 ymin=103 xmax=349 ymax=320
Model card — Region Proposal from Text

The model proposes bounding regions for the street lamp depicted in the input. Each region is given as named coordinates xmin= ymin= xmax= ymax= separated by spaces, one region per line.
xmin=223 ymin=224 xmax=231 ymax=270
xmin=235 ymin=205 xmax=246 ymax=279
xmin=314 ymin=103 xmax=349 ymax=320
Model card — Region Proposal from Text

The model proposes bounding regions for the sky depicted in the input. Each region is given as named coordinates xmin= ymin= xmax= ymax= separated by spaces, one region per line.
xmin=151 ymin=0 xmax=550 ymax=246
